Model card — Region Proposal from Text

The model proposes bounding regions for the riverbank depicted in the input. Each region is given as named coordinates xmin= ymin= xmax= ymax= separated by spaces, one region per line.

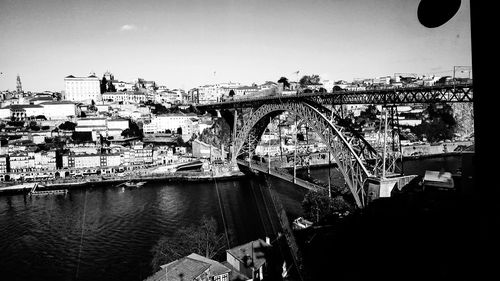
xmin=0 ymin=170 xmax=247 ymax=195
xmin=401 ymin=151 xmax=471 ymax=160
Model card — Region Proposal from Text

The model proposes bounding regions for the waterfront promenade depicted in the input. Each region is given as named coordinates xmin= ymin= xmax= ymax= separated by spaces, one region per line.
xmin=0 ymin=168 xmax=246 ymax=194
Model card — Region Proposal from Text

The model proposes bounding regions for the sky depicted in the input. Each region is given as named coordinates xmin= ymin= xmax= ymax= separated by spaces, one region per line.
xmin=0 ymin=0 xmax=471 ymax=92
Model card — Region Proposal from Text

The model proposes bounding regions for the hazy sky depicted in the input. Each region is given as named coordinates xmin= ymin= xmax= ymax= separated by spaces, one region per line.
xmin=0 ymin=0 xmax=471 ymax=92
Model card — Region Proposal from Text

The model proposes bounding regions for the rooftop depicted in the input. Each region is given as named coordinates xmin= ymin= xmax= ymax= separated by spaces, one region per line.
xmin=226 ymin=239 xmax=271 ymax=270
xmin=187 ymin=253 xmax=231 ymax=276
xmin=144 ymin=257 xmax=210 ymax=281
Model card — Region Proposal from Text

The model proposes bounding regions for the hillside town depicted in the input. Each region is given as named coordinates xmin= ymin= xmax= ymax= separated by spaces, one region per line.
xmin=0 ymin=71 xmax=473 ymax=185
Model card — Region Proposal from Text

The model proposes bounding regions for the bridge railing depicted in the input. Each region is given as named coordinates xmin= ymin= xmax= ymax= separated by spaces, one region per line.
xmin=195 ymin=83 xmax=473 ymax=107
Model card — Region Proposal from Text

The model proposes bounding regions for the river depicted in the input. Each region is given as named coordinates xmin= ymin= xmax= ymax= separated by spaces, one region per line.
xmin=0 ymin=155 xmax=463 ymax=281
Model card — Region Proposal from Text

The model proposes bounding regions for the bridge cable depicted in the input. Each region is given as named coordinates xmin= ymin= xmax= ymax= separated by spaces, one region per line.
xmin=213 ymin=176 xmax=231 ymax=248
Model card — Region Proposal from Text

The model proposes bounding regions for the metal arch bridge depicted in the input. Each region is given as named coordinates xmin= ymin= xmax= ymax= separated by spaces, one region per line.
xmin=196 ymin=83 xmax=473 ymax=110
xmin=196 ymin=83 xmax=473 ymax=208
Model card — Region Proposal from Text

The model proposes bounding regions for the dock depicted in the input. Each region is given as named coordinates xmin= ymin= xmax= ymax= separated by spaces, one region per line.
xmin=28 ymin=183 xmax=68 ymax=196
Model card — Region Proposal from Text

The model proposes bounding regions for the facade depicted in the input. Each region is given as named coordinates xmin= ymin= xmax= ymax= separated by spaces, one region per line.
xmin=40 ymin=102 xmax=78 ymax=120
xmin=75 ymin=118 xmax=129 ymax=140
xmin=102 ymin=91 xmax=147 ymax=103
xmin=4 ymin=102 xmax=78 ymax=121
xmin=64 ymin=74 xmax=101 ymax=102
xmin=197 ymin=83 xmax=239 ymax=104
xmin=9 ymin=104 xmax=44 ymax=121
xmin=121 ymin=142 xmax=153 ymax=166
xmin=9 ymin=150 xmax=35 ymax=173
xmin=114 ymin=81 xmax=136 ymax=92
xmin=107 ymin=119 xmax=129 ymax=130
xmin=143 ymin=113 xmax=197 ymax=140
xmin=226 ymin=239 xmax=272 ymax=281
xmin=62 ymin=153 xmax=121 ymax=169
xmin=65 ymin=143 xmax=100 ymax=154
xmin=234 ymin=86 xmax=259 ymax=98
xmin=33 ymin=150 xmax=57 ymax=171
xmin=0 ymin=155 xmax=8 ymax=175
xmin=192 ymin=140 xmax=227 ymax=161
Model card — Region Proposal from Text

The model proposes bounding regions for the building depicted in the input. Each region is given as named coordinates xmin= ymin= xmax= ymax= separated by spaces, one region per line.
xmin=114 ymin=81 xmax=136 ymax=92
xmin=121 ymin=141 xmax=153 ymax=166
xmin=40 ymin=101 xmax=79 ymax=120
xmin=2 ymin=102 xmax=78 ymax=121
xmin=62 ymin=153 xmax=121 ymax=169
xmin=197 ymin=83 xmax=240 ymax=104
xmin=34 ymin=150 xmax=57 ymax=171
xmin=192 ymin=139 xmax=227 ymax=162
xmin=233 ymin=86 xmax=259 ymax=98
xmin=144 ymin=256 xmax=211 ymax=281
xmin=65 ymin=142 xmax=100 ymax=154
xmin=75 ymin=117 xmax=129 ymax=140
xmin=143 ymin=113 xmax=198 ymax=141
xmin=226 ymin=239 xmax=272 ymax=281
xmin=9 ymin=150 xmax=35 ymax=173
xmin=0 ymin=155 xmax=8 ymax=175
xmin=64 ymin=74 xmax=101 ymax=102
xmin=187 ymin=253 xmax=231 ymax=281
xmin=102 ymin=91 xmax=147 ymax=103
xmin=9 ymin=104 xmax=44 ymax=121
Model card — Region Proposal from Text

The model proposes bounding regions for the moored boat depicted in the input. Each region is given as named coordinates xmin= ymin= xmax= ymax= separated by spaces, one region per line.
xmin=117 ymin=181 xmax=147 ymax=188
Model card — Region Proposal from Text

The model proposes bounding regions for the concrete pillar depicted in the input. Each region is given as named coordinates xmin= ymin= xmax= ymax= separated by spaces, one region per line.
xmin=231 ymin=110 xmax=239 ymax=171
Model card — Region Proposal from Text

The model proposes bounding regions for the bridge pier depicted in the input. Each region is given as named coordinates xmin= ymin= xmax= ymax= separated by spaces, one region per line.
xmin=230 ymin=109 xmax=240 ymax=172
xmin=366 ymin=175 xmax=418 ymax=203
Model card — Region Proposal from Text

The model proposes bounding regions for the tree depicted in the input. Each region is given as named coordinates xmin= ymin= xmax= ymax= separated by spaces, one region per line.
xmin=277 ymin=77 xmax=290 ymax=90
xmin=302 ymin=189 xmax=352 ymax=224
xmin=108 ymin=81 xmax=116 ymax=92
xmin=151 ymin=216 xmax=226 ymax=270
xmin=100 ymin=76 xmax=108 ymax=93
xmin=412 ymin=103 xmax=456 ymax=142
xmin=299 ymin=74 xmax=321 ymax=87
xmin=175 ymin=135 xmax=185 ymax=147
xmin=58 ymin=121 xmax=77 ymax=131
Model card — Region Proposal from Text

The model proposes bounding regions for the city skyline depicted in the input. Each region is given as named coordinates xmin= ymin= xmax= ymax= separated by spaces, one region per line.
xmin=0 ymin=0 xmax=471 ymax=92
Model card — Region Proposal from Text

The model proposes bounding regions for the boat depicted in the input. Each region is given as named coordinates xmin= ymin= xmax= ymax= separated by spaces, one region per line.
xmin=422 ymin=170 xmax=455 ymax=191
xmin=292 ymin=217 xmax=313 ymax=230
xmin=175 ymin=160 xmax=204 ymax=171
xmin=117 ymin=181 xmax=147 ymax=188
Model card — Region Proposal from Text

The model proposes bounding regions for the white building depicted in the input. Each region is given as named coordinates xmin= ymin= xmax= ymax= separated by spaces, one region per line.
xmin=143 ymin=113 xmax=198 ymax=141
xmin=40 ymin=101 xmax=79 ymax=120
xmin=75 ymin=117 xmax=129 ymax=140
xmin=64 ymin=74 xmax=101 ymax=103
xmin=34 ymin=150 xmax=57 ymax=171
xmin=102 ymin=91 xmax=147 ymax=103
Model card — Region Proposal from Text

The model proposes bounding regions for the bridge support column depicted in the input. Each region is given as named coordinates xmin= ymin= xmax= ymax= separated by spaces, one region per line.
xmin=366 ymin=175 xmax=418 ymax=204
xmin=230 ymin=109 xmax=239 ymax=171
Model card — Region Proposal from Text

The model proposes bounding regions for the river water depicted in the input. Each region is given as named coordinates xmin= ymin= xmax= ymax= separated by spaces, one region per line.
xmin=0 ymin=156 xmax=462 ymax=281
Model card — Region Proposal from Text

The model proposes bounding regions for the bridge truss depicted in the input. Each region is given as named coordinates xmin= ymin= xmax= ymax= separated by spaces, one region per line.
xmin=234 ymin=102 xmax=379 ymax=208
xmin=198 ymin=84 xmax=473 ymax=208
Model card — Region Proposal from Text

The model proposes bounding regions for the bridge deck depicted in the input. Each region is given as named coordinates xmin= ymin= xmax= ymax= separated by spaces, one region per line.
xmin=196 ymin=83 xmax=473 ymax=110
xmin=237 ymin=159 xmax=321 ymax=191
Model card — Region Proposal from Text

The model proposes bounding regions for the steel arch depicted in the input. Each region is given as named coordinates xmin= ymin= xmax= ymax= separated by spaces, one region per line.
xmin=234 ymin=102 xmax=374 ymax=208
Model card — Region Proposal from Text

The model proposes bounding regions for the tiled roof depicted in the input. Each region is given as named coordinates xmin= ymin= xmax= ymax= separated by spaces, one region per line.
xmin=187 ymin=253 xmax=231 ymax=277
xmin=144 ymin=257 xmax=210 ymax=281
